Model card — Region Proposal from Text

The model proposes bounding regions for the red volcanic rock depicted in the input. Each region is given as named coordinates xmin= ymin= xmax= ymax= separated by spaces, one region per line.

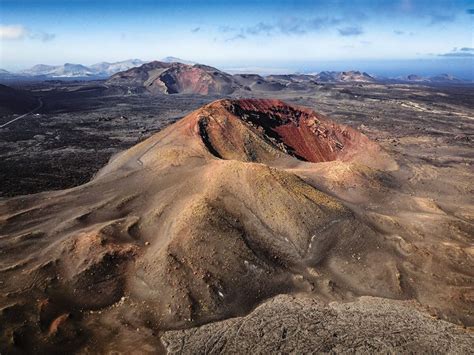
xmin=193 ymin=99 xmax=384 ymax=166
xmin=48 ymin=314 xmax=70 ymax=336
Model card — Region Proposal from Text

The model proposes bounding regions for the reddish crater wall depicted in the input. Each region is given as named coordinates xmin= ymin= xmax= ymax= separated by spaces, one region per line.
xmin=224 ymin=99 xmax=374 ymax=163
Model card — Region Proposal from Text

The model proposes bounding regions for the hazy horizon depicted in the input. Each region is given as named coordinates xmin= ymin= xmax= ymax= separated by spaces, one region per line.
xmin=1 ymin=57 xmax=473 ymax=81
xmin=1 ymin=0 xmax=473 ymax=78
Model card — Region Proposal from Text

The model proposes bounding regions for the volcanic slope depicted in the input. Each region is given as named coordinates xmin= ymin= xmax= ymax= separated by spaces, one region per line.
xmin=107 ymin=61 xmax=240 ymax=95
xmin=0 ymin=99 xmax=473 ymax=353
xmin=0 ymin=84 xmax=38 ymax=116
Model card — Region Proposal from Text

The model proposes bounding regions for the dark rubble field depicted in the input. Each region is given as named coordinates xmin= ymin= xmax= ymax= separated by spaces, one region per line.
xmin=0 ymin=80 xmax=472 ymax=198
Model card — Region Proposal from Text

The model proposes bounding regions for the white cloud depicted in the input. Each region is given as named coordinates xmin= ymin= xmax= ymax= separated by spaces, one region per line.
xmin=0 ymin=24 xmax=55 ymax=42
xmin=0 ymin=24 xmax=28 ymax=40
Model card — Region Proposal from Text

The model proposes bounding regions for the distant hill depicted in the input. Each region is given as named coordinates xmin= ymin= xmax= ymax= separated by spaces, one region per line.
xmin=89 ymin=59 xmax=147 ymax=76
xmin=20 ymin=64 xmax=56 ymax=76
xmin=107 ymin=61 xmax=240 ymax=95
xmin=10 ymin=59 xmax=147 ymax=79
xmin=161 ymin=56 xmax=196 ymax=65
xmin=0 ymin=69 xmax=20 ymax=81
xmin=428 ymin=74 xmax=463 ymax=83
xmin=264 ymin=71 xmax=376 ymax=84
xmin=1 ymin=59 xmax=470 ymax=85
xmin=21 ymin=63 xmax=94 ymax=77
xmin=233 ymin=74 xmax=285 ymax=91
xmin=314 ymin=71 xmax=376 ymax=83
xmin=398 ymin=73 xmax=465 ymax=83
xmin=405 ymin=74 xmax=425 ymax=81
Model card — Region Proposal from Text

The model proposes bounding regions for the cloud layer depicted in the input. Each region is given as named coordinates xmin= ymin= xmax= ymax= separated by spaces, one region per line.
xmin=439 ymin=47 xmax=474 ymax=57
xmin=0 ymin=25 xmax=28 ymax=40
xmin=220 ymin=15 xmax=367 ymax=41
xmin=0 ymin=24 xmax=55 ymax=42
xmin=338 ymin=26 xmax=364 ymax=36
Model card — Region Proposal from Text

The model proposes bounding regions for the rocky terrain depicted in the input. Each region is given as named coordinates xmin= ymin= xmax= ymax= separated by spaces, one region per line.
xmin=0 ymin=82 xmax=214 ymax=196
xmin=0 ymin=92 xmax=473 ymax=353
xmin=163 ymin=295 xmax=474 ymax=354
xmin=0 ymin=84 xmax=39 ymax=116
xmin=1 ymin=78 xmax=472 ymax=199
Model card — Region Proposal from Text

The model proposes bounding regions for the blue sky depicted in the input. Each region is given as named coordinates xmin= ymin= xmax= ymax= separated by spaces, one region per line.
xmin=0 ymin=0 xmax=473 ymax=77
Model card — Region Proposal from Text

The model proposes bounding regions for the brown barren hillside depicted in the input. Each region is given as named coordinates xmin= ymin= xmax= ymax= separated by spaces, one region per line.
xmin=0 ymin=99 xmax=473 ymax=353
xmin=107 ymin=61 xmax=239 ymax=95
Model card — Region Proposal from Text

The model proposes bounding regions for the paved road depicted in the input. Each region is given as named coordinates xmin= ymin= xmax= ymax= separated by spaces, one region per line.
xmin=0 ymin=97 xmax=43 ymax=128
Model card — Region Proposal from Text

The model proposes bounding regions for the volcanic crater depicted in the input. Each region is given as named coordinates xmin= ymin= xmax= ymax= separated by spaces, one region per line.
xmin=198 ymin=99 xmax=382 ymax=164
xmin=0 ymin=99 xmax=472 ymax=353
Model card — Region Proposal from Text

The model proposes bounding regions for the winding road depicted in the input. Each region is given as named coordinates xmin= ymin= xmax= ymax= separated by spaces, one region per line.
xmin=0 ymin=97 xmax=43 ymax=128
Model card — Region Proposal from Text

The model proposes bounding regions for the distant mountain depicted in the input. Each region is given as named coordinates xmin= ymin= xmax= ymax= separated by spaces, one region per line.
xmin=52 ymin=63 xmax=94 ymax=77
xmin=265 ymin=71 xmax=376 ymax=84
xmin=0 ymin=69 xmax=18 ymax=80
xmin=428 ymin=74 xmax=463 ymax=83
xmin=21 ymin=63 xmax=94 ymax=77
xmin=112 ymin=62 xmax=465 ymax=95
xmin=399 ymin=73 xmax=464 ymax=83
xmin=15 ymin=60 xmax=146 ymax=79
xmin=161 ymin=56 xmax=196 ymax=65
xmin=21 ymin=64 xmax=57 ymax=76
xmin=107 ymin=61 xmax=240 ymax=95
xmin=1 ymin=59 xmax=469 ymax=86
xmin=89 ymin=59 xmax=146 ymax=76
xmin=314 ymin=71 xmax=376 ymax=83
xmin=405 ymin=74 xmax=425 ymax=81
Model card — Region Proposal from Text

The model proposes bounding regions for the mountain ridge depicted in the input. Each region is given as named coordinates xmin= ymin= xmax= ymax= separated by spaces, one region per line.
xmin=107 ymin=61 xmax=239 ymax=94
xmin=1 ymin=59 xmax=469 ymax=83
